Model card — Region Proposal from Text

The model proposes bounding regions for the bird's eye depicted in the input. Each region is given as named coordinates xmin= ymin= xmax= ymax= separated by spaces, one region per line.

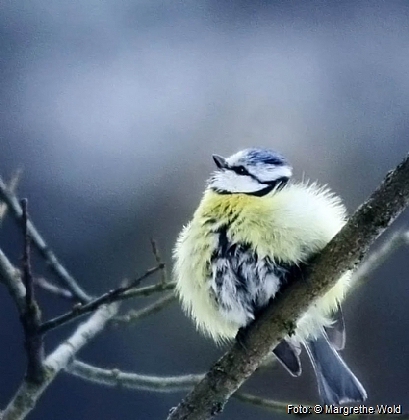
xmin=235 ymin=166 xmax=248 ymax=175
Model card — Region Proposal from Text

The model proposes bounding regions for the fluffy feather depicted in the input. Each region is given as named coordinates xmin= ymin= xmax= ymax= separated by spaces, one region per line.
xmin=173 ymin=181 xmax=351 ymax=344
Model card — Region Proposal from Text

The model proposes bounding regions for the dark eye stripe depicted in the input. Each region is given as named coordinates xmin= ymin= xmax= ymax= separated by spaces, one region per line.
xmin=230 ymin=165 xmax=251 ymax=176
xmin=229 ymin=164 xmax=289 ymax=189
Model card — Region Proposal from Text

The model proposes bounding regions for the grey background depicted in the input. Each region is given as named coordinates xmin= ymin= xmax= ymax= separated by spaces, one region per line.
xmin=0 ymin=1 xmax=408 ymax=419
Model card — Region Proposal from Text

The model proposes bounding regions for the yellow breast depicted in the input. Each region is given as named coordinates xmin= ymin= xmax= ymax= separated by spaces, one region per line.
xmin=173 ymin=182 xmax=351 ymax=343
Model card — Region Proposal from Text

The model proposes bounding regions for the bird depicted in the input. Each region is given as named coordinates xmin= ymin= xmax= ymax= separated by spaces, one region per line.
xmin=173 ymin=147 xmax=367 ymax=405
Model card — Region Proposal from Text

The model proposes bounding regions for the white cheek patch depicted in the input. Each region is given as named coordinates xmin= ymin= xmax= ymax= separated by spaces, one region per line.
xmin=211 ymin=171 xmax=262 ymax=194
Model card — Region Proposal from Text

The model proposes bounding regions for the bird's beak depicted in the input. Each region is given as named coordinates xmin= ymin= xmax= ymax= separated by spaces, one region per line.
xmin=212 ymin=154 xmax=228 ymax=169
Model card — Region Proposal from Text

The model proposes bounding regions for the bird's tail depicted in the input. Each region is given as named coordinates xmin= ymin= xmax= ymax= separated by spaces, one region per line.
xmin=304 ymin=333 xmax=367 ymax=405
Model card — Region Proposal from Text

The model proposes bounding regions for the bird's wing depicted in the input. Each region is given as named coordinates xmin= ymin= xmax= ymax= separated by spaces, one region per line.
xmin=325 ymin=303 xmax=346 ymax=351
xmin=272 ymin=339 xmax=302 ymax=377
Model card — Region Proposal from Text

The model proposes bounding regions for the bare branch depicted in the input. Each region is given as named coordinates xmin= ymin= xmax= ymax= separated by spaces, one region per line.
xmin=150 ymin=238 xmax=168 ymax=284
xmin=21 ymin=200 xmax=34 ymax=308
xmin=0 ymin=176 xmax=92 ymax=303
xmin=0 ymin=169 xmax=22 ymax=225
xmin=167 ymin=153 xmax=409 ymax=420
xmin=0 ymin=248 xmax=25 ymax=313
xmin=38 ymin=264 xmax=164 ymax=334
xmin=2 ymin=303 xmax=119 ymax=420
xmin=112 ymin=293 xmax=176 ymax=325
xmin=34 ymin=277 xmax=74 ymax=300
xmin=351 ymin=229 xmax=409 ymax=287
xmin=66 ymin=359 xmax=203 ymax=392
xmin=20 ymin=199 xmax=45 ymax=383
xmin=65 ymin=360 xmax=286 ymax=413
xmin=119 ymin=281 xmax=176 ymax=299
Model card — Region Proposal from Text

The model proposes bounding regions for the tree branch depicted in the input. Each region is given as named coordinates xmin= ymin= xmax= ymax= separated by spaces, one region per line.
xmin=34 ymin=277 xmax=74 ymax=300
xmin=112 ymin=292 xmax=175 ymax=325
xmin=66 ymin=361 xmax=286 ymax=413
xmin=38 ymin=264 xmax=164 ymax=334
xmin=0 ymin=176 xmax=92 ymax=303
xmin=0 ymin=169 xmax=22 ymax=226
xmin=150 ymin=238 xmax=168 ymax=284
xmin=2 ymin=303 xmax=119 ymax=420
xmin=119 ymin=281 xmax=176 ymax=299
xmin=0 ymin=248 xmax=25 ymax=313
xmin=351 ymin=229 xmax=409 ymax=287
xmin=167 ymin=153 xmax=409 ymax=420
xmin=20 ymin=199 xmax=45 ymax=383
xmin=67 ymin=359 xmax=203 ymax=392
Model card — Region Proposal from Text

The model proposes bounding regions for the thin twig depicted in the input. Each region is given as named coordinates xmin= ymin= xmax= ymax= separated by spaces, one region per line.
xmin=66 ymin=362 xmax=276 ymax=395
xmin=112 ymin=293 xmax=176 ymax=326
xmin=351 ymin=229 xmax=409 ymax=286
xmin=119 ymin=281 xmax=176 ymax=299
xmin=20 ymin=199 xmax=45 ymax=383
xmin=38 ymin=264 xmax=164 ymax=334
xmin=0 ymin=176 xmax=91 ymax=303
xmin=66 ymin=359 xmax=204 ymax=392
xmin=167 ymin=153 xmax=409 ymax=420
xmin=2 ymin=303 xmax=119 ymax=420
xmin=22 ymin=200 xmax=33 ymax=307
xmin=34 ymin=277 xmax=74 ymax=300
xmin=112 ymin=293 xmax=176 ymax=325
xmin=0 ymin=248 xmax=25 ymax=313
xmin=0 ymin=169 xmax=22 ymax=225
xmin=150 ymin=238 xmax=168 ymax=284
xmin=66 ymin=359 xmax=286 ymax=413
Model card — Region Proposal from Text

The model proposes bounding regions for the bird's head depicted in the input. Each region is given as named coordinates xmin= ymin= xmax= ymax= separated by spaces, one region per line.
xmin=208 ymin=148 xmax=292 ymax=196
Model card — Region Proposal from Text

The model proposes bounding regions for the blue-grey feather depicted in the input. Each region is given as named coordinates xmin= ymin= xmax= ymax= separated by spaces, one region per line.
xmin=305 ymin=333 xmax=367 ymax=404
xmin=273 ymin=340 xmax=302 ymax=377
xmin=242 ymin=148 xmax=287 ymax=166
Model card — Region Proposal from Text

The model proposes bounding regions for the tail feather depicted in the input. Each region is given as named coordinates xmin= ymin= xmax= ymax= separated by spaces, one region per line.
xmin=305 ymin=333 xmax=367 ymax=405
xmin=273 ymin=340 xmax=302 ymax=377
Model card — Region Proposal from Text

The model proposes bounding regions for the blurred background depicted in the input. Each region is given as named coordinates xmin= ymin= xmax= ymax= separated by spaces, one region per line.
xmin=1 ymin=0 xmax=409 ymax=419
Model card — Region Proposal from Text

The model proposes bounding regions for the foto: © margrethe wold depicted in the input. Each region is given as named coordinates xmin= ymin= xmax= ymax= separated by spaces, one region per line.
xmin=287 ymin=404 xmax=402 ymax=415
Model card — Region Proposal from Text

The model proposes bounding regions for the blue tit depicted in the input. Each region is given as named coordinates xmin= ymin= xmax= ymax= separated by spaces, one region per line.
xmin=173 ymin=147 xmax=367 ymax=405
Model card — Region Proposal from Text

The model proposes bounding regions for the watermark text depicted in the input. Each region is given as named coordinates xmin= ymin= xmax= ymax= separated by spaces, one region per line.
xmin=287 ymin=404 xmax=402 ymax=415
